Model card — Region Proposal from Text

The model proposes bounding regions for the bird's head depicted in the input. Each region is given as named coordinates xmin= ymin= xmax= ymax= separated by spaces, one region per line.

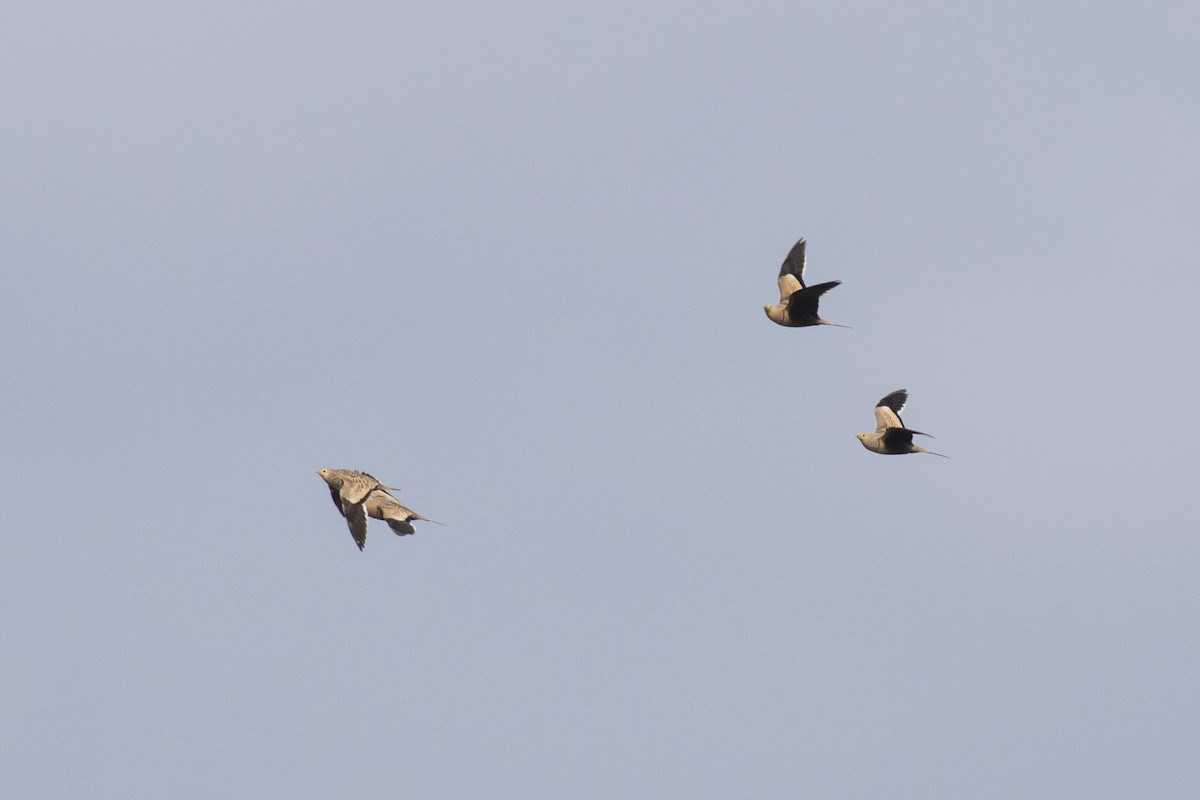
xmin=317 ymin=468 xmax=335 ymax=484
xmin=855 ymin=433 xmax=869 ymax=444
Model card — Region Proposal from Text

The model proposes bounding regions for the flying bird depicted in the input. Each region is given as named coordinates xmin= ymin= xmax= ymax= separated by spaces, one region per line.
xmin=763 ymin=238 xmax=846 ymax=328
xmin=364 ymin=490 xmax=440 ymax=537
xmin=317 ymin=468 xmax=399 ymax=550
xmin=856 ymin=389 xmax=947 ymax=457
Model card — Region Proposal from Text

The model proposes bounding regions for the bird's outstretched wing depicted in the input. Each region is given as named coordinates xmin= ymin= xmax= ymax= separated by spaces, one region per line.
xmin=778 ymin=238 xmax=807 ymax=285
xmin=786 ymin=280 xmax=840 ymax=318
xmin=327 ymin=485 xmax=346 ymax=515
xmin=880 ymin=427 xmax=914 ymax=450
xmin=874 ymin=389 xmax=908 ymax=431
xmin=881 ymin=425 xmax=933 ymax=448
xmin=344 ymin=501 xmax=368 ymax=550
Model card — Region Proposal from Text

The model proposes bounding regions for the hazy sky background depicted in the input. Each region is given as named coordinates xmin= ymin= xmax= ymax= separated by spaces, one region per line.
xmin=3 ymin=1 xmax=1198 ymax=797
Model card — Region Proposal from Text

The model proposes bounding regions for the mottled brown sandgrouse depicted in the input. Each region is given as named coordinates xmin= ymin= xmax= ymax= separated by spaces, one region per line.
xmin=855 ymin=390 xmax=947 ymax=457
xmin=763 ymin=238 xmax=846 ymax=328
xmin=317 ymin=468 xmax=398 ymax=550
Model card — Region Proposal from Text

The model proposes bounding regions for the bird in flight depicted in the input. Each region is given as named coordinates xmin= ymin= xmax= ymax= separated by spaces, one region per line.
xmin=855 ymin=390 xmax=947 ymax=457
xmin=763 ymin=238 xmax=846 ymax=328
xmin=317 ymin=468 xmax=399 ymax=550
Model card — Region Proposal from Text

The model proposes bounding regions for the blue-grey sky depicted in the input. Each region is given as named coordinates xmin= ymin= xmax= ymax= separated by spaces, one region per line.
xmin=3 ymin=1 xmax=1198 ymax=797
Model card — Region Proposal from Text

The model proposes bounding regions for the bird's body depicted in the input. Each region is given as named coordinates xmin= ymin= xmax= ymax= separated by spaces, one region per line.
xmin=364 ymin=490 xmax=438 ymax=537
xmin=317 ymin=468 xmax=398 ymax=550
xmin=763 ymin=238 xmax=845 ymax=328
xmin=855 ymin=389 xmax=947 ymax=457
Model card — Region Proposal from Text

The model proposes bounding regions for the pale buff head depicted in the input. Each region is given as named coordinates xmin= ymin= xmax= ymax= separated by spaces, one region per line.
xmin=855 ymin=432 xmax=880 ymax=453
xmin=764 ymin=304 xmax=786 ymax=325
